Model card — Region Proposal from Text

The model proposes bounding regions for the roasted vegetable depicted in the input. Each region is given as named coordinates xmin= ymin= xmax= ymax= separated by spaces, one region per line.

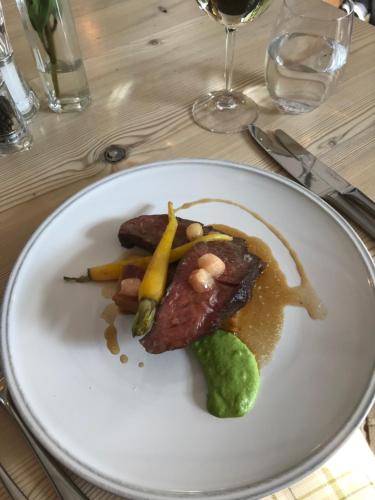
xmin=132 ymin=202 xmax=178 ymax=337
xmin=64 ymin=234 xmax=233 ymax=282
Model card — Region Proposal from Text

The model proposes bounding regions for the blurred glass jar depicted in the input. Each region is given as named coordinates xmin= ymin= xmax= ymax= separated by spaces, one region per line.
xmin=0 ymin=78 xmax=32 ymax=155
xmin=0 ymin=1 xmax=39 ymax=120
xmin=16 ymin=0 xmax=91 ymax=113
xmin=265 ymin=0 xmax=354 ymax=113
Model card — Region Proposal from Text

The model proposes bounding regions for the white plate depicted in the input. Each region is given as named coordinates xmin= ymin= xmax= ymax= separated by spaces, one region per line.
xmin=2 ymin=159 xmax=375 ymax=500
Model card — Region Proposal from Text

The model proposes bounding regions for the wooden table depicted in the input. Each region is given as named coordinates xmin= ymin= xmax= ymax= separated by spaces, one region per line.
xmin=0 ymin=0 xmax=374 ymax=498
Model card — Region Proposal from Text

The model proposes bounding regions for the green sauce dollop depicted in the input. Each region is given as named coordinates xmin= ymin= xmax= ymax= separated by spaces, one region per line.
xmin=192 ymin=329 xmax=260 ymax=418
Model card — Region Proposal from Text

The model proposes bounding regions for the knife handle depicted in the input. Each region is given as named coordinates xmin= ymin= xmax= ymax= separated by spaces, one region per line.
xmin=343 ymin=187 xmax=375 ymax=218
xmin=325 ymin=191 xmax=375 ymax=239
xmin=0 ymin=463 xmax=27 ymax=500
xmin=0 ymin=391 xmax=88 ymax=500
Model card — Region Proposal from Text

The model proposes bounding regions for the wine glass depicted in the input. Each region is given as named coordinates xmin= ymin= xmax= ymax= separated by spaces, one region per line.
xmin=193 ymin=0 xmax=272 ymax=133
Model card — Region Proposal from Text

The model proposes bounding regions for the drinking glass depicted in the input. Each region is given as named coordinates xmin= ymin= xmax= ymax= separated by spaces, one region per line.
xmin=265 ymin=0 xmax=354 ymax=114
xmin=193 ymin=1 xmax=272 ymax=133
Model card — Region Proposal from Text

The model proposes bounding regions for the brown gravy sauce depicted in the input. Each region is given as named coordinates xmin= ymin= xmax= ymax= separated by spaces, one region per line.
xmin=101 ymin=283 xmax=117 ymax=299
xmin=101 ymin=302 xmax=120 ymax=355
xmin=101 ymin=294 xmax=130 ymax=363
xmin=120 ymin=354 xmax=129 ymax=364
xmin=177 ymin=198 xmax=327 ymax=366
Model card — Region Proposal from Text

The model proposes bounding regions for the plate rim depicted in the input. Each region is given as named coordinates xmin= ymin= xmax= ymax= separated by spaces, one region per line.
xmin=2 ymin=158 xmax=375 ymax=500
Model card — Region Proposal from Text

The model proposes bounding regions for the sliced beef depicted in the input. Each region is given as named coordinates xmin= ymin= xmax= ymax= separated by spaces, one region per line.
xmin=112 ymin=265 xmax=145 ymax=314
xmin=141 ymin=238 xmax=265 ymax=354
xmin=118 ymin=214 xmax=211 ymax=252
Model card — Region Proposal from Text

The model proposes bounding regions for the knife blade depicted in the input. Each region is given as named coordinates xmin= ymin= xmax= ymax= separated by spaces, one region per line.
xmin=274 ymin=129 xmax=375 ymax=218
xmin=248 ymin=125 xmax=375 ymax=239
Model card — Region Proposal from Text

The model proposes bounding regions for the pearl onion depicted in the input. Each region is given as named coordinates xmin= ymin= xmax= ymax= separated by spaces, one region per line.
xmin=189 ymin=268 xmax=214 ymax=293
xmin=120 ymin=278 xmax=141 ymax=297
xmin=186 ymin=222 xmax=204 ymax=241
xmin=198 ymin=253 xmax=225 ymax=278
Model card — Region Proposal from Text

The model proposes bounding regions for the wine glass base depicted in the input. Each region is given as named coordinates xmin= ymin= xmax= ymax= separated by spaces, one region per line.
xmin=192 ymin=90 xmax=258 ymax=134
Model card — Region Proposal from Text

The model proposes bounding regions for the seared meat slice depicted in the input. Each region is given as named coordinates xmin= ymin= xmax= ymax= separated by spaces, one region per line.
xmin=141 ymin=238 xmax=265 ymax=354
xmin=112 ymin=265 xmax=145 ymax=314
xmin=118 ymin=214 xmax=210 ymax=252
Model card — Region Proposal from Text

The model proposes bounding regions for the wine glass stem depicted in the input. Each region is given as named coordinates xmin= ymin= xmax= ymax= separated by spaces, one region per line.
xmin=224 ymin=27 xmax=236 ymax=92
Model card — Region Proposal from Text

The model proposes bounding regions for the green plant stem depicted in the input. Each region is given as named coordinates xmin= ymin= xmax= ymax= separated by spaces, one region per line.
xmin=43 ymin=24 xmax=60 ymax=99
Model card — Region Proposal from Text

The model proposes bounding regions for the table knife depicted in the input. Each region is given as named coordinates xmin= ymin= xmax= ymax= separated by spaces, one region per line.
xmin=0 ymin=463 xmax=27 ymax=500
xmin=0 ymin=375 xmax=88 ymax=500
xmin=248 ymin=125 xmax=375 ymax=239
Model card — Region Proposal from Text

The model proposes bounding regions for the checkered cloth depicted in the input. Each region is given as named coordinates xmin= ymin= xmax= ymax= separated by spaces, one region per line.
xmin=264 ymin=430 xmax=375 ymax=500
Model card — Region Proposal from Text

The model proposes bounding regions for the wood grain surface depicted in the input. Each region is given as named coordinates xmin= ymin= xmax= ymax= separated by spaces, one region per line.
xmin=0 ymin=0 xmax=374 ymax=498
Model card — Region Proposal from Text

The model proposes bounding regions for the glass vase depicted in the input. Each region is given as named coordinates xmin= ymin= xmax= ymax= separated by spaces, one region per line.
xmin=16 ymin=0 xmax=91 ymax=113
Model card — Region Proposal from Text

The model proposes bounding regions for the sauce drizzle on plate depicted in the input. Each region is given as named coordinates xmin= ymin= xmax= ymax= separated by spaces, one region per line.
xmin=177 ymin=198 xmax=327 ymax=366
xmin=101 ymin=303 xmax=120 ymax=355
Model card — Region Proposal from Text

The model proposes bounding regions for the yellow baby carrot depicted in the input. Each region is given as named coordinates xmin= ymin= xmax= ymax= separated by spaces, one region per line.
xmin=64 ymin=233 xmax=232 ymax=282
xmin=132 ymin=201 xmax=178 ymax=337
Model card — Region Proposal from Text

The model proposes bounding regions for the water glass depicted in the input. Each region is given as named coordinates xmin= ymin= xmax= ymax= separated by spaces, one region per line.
xmin=265 ymin=0 xmax=354 ymax=113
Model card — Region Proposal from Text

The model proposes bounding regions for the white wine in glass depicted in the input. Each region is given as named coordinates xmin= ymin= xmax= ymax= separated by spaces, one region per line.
xmin=193 ymin=0 xmax=272 ymax=133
